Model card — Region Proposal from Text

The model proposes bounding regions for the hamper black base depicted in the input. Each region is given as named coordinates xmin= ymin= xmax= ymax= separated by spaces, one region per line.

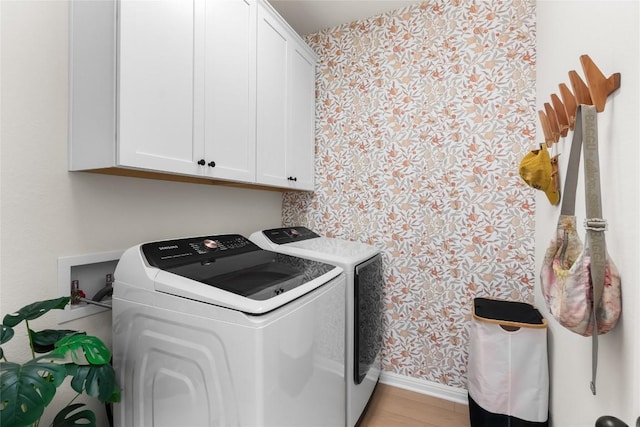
xmin=468 ymin=394 xmax=549 ymax=427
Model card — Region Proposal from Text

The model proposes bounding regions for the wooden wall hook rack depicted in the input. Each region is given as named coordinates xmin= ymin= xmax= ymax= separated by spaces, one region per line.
xmin=537 ymin=55 xmax=620 ymax=144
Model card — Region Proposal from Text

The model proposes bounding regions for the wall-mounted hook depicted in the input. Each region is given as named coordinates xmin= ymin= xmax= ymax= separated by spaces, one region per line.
xmin=544 ymin=102 xmax=560 ymax=143
xmin=559 ymin=83 xmax=578 ymax=130
xmin=550 ymin=93 xmax=570 ymax=137
xmin=538 ymin=110 xmax=554 ymax=147
xmin=569 ymin=70 xmax=593 ymax=106
xmin=580 ymin=54 xmax=621 ymax=112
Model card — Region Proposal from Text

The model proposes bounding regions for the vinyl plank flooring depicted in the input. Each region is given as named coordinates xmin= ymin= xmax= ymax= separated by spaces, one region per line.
xmin=357 ymin=383 xmax=470 ymax=427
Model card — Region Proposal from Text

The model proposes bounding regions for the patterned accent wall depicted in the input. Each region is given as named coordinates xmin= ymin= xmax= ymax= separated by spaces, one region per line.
xmin=282 ymin=0 xmax=537 ymax=389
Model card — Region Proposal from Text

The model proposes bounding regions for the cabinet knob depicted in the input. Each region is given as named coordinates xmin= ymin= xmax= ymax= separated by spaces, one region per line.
xmin=208 ymin=161 xmax=216 ymax=168
xmin=197 ymin=159 xmax=206 ymax=166
xmin=287 ymin=176 xmax=297 ymax=182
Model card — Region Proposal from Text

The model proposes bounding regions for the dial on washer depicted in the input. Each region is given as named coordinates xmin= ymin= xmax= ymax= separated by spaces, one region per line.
xmin=203 ymin=239 xmax=218 ymax=250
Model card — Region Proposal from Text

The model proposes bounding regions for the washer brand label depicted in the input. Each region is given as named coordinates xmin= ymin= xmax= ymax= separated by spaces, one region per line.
xmin=158 ymin=245 xmax=179 ymax=251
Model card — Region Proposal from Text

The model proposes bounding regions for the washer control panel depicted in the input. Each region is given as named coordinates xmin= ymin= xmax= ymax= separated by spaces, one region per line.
xmin=142 ymin=234 xmax=259 ymax=269
xmin=261 ymin=227 xmax=320 ymax=245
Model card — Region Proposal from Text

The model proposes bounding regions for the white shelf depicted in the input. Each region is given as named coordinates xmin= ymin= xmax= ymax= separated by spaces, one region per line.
xmin=57 ymin=249 xmax=123 ymax=323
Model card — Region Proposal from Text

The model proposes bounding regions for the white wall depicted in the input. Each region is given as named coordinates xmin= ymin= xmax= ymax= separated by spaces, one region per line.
xmin=536 ymin=1 xmax=640 ymax=425
xmin=0 ymin=1 xmax=283 ymax=424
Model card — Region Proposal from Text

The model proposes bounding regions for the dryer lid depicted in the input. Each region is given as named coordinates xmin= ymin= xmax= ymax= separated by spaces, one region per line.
xmin=252 ymin=228 xmax=380 ymax=267
xmin=261 ymin=226 xmax=320 ymax=244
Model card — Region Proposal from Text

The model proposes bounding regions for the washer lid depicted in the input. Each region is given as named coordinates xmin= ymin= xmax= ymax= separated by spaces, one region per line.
xmin=140 ymin=234 xmax=342 ymax=314
xmin=154 ymin=260 xmax=342 ymax=314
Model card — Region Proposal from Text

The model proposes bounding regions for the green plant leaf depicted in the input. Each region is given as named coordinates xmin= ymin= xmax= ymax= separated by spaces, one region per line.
xmin=0 ymin=359 xmax=67 ymax=427
xmin=70 ymin=364 xmax=120 ymax=403
xmin=29 ymin=329 xmax=80 ymax=354
xmin=51 ymin=403 xmax=96 ymax=427
xmin=2 ymin=297 xmax=70 ymax=328
xmin=50 ymin=334 xmax=111 ymax=366
xmin=1 ymin=325 xmax=14 ymax=360
xmin=108 ymin=385 xmax=122 ymax=404
xmin=1 ymin=324 xmax=14 ymax=344
xmin=65 ymin=363 xmax=78 ymax=377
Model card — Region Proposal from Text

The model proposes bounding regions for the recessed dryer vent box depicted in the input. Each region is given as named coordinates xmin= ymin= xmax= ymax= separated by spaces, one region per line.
xmin=58 ymin=250 xmax=123 ymax=323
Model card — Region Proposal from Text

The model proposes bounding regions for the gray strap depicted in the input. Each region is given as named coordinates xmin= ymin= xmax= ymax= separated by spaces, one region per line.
xmin=560 ymin=109 xmax=584 ymax=215
xmin=581 ymin=105 xmax=606 ymax=396
xmin=582 ymin=105 xmax=605 ymax=306
xmin=561 ymin=105 xmax=606 ymax=395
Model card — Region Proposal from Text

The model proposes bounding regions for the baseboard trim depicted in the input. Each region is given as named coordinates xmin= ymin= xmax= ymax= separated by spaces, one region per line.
xmin=379 ymin=372 xmax=469 ymax=406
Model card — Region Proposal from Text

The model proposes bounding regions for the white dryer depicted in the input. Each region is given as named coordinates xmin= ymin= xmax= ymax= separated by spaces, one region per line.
xmin=112 ymin=234 xmax=346 ymax=427
xmin=250 ymin=227 xmax=384 ymax=427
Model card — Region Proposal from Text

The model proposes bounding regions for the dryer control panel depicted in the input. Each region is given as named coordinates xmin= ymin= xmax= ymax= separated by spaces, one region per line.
xmin=261 ymin=227 xmax=320 ymax=245
xmin=142 ymin=234 xmax=259 ymax=269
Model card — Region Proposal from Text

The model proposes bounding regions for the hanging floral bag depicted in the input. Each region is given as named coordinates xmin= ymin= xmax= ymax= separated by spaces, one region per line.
xmin=539 ymin=105 xmax=621 ymax=394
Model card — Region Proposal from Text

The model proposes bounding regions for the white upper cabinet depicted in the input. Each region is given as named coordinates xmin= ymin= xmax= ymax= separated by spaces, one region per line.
xmin=256 ymin=3 xmax=317 ymax=191
xmin=69 ymin=0 xmax=314 ymax=190
xmin=287 ymin=46 xmax=316 ymax=190
xmin=202 ymin=0 xmax=256 ymax=182
xmin=118 ymin=0 xmax=201 ymax=176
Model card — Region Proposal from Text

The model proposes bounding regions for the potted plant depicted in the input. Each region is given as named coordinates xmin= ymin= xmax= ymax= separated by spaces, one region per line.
xmin=0 ymin=296 xmax=120 ymax=427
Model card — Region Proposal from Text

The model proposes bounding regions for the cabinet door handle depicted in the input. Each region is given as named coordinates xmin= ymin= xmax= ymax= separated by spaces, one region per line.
xmin=208 ymin=161 xmax=216 ymax=168
xmin=197 ymin=159 xmax=206 ymax=166
xmin=287 ymin=176 xmax=297 ymax=182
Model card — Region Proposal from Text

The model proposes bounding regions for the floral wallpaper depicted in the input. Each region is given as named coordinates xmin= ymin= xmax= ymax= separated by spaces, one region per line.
xmin=282 ymin=0 xmax=537 ymax=389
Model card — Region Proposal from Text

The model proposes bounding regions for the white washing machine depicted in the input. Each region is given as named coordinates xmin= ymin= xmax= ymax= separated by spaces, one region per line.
xmin=250 ymin=227 xmax=384 ymax=427
xmin=112 ymin=233 xmax=346 ymax=427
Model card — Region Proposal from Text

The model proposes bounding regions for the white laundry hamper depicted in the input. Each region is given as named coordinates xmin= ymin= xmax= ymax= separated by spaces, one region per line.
xmin=468 ymin=297 xmax=549 ymax=427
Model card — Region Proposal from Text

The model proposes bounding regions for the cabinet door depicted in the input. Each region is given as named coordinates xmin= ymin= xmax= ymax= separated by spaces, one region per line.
xmin=203 ymin=0 xmax=256 ymax=182
xmin=256 ymin=5 xmax=289 ymax=188
xmin=118 ymin=0 xmax=204 ymax=175
xmin=256 ymin=3 xmax=317 ymax=191
xmin=286 ymin=46 xmax=316 ymax=191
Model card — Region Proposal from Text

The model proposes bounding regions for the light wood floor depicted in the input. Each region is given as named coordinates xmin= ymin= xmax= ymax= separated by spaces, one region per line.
xmin=357 ymin=384 xmax=470 ymax=427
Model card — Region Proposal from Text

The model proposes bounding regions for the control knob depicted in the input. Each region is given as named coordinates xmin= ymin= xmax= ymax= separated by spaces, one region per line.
xmin=203 ymin=239 xmax=218 ymax=250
